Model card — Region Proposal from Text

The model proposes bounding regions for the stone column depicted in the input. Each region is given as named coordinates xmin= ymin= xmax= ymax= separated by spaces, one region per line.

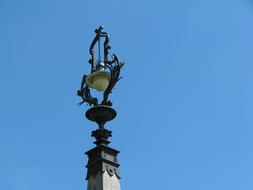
xmin=86 ymin=128 xmax=121 ymax=190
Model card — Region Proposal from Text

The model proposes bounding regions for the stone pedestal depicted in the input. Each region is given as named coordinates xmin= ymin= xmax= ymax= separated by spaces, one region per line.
xmin=85 ymin=106 xmax=121 ymax=190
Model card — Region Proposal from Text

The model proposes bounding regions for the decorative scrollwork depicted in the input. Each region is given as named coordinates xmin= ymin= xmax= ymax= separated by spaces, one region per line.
xmin=102 ymin=54 xmax=124 ymax=106
xmin=77 ymin=74 xmax=98 ymax=106
xmin=77 ymin=26 xmax=124 ymax=107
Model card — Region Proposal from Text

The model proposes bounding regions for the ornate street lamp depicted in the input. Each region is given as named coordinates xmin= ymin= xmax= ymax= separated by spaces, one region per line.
xmin=77 ymin=26 xmax=124 ymax=190
xmin=77 ymin=26 xmax=124 ymax=128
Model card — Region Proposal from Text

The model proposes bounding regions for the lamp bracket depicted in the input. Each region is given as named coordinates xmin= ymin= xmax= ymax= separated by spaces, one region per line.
xmin=77 ymin=26 xmax=124 ymax=107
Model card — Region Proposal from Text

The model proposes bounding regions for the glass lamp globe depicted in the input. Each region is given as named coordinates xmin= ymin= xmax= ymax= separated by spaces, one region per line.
xmin=85 ymin=71 xmax=111 ymax=91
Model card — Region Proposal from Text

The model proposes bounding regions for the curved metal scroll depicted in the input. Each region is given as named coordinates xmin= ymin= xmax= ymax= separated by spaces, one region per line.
xmin=77 ymin=74 xmax=98 ymax=106
xmin=102 ymin=54 xmax=124 ymax=106
xmin=89 ymin=26 xmax=110 ymax=72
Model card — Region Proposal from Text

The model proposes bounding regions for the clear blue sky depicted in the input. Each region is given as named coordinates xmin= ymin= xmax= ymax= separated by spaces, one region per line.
xmin=1 ymin=0 xmax=253 ymax=189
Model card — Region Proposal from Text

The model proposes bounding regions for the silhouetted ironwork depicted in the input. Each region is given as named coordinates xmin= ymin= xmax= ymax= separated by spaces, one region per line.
xmin=77 ymin=26 xmax=124 ymax=107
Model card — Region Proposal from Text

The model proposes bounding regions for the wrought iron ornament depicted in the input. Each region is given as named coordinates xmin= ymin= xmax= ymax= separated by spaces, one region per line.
xmin=77 ymin=26 xmax=124 ymax=107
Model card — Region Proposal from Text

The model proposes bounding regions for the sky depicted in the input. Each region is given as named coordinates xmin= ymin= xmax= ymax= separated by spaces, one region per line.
xmin=0 ymin=0 xmax=253 ymax=189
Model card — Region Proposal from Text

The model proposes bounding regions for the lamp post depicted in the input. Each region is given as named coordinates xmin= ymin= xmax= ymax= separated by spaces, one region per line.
xmin=77 ymin=26 xmax=124 ymax=190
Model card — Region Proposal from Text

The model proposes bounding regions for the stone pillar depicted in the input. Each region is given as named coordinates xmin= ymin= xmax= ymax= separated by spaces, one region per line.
xmin=86 ymin=128 xmax=121 ymax=190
